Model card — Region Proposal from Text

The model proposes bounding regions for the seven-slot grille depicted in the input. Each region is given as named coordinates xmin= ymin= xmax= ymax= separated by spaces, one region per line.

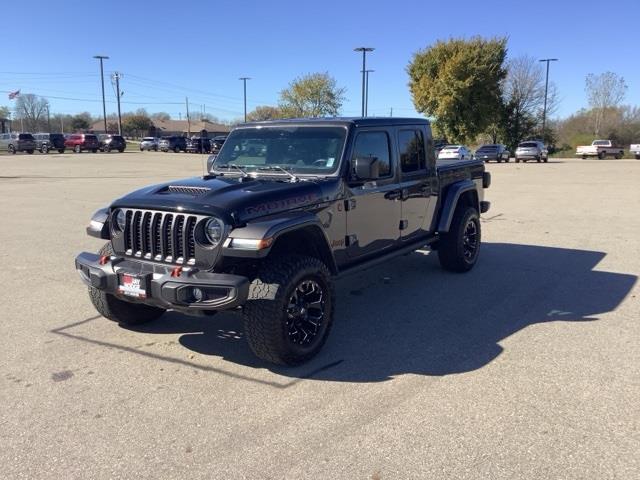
xmin=120 ymin=209 xmax=200 ymax=265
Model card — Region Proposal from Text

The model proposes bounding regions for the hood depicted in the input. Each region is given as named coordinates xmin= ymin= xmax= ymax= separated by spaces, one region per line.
xmin=110 ymin=175 xmax=338 ymax=224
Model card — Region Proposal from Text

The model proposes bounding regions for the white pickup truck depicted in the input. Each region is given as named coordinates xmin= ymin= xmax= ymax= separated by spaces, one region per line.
xmin=630 ymin=144 xmax=640 ymax=159
xmin=576 ymin=140 xmax=624 ymax=159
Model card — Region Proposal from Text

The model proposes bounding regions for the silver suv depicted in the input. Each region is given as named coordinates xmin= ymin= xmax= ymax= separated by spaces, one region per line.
xmin=515 ymin=141 xmax=548 ymax=163
xmin=0 ymin=132 xmax=37 ymax=154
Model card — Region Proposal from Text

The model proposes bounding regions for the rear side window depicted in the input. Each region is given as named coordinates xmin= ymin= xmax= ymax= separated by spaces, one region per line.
xmin=352 ymin=131 xmax=391 ymax=177
xmin=19 ymin=134 xmax=34 ymax=140
xmin=398 ymin=129 xmax=426 ymax=173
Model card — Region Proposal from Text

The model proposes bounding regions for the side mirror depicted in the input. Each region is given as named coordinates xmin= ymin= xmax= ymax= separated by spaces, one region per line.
xmin=353 ymin=156 xmax=380 ymax=181
xmin=206 ymin=154 xmax=217 ymax=173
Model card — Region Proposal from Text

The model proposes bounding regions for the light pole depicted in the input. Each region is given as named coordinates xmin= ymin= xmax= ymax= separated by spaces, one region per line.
xmin=354 ymin=47 xmax=374 ymax=117
xmin=93 ymin=55 xmax=109 ymax=133
xmin=239 ymin=77 xmax=250 ymax=122
xmin=112 ymin=72 xmax=123 ymax=135
xmin=364 ymin=69 xmax=374 ymax=117
xmin=539 ymin=58 xmax=558 ymax=141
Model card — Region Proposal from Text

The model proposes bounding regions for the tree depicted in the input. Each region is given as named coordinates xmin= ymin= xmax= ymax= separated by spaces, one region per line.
xmin=408 ymin=37 xmax=507 ymax=144
xmin=585 ymin=72 xmax=627 ymax=136
xmin=0 ymin=105 xmax=10 ymax=119
xmin=247 ymin=105 xmax=284 ymax=121
xmin=499 ymin=55 xmax=560 ymax=149
xmin=122 ymin=114 xmax=152 ymax=138
xmin=14 ymin=94 xmax=49 ymax=132
xmin=151 ymin=112 xmax=171 ymax=121
xmin=279 ymin=72 xmax=346 ymax=117
xmin=71 ymin=112 xmax=92 ymax=131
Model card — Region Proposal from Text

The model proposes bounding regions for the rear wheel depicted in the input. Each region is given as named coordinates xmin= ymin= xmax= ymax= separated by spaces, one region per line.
xmin=437 ymin=205 xmax=481 ymax=272
xmin=88 ymin=243 xmax=165 ymax=325
xmin=243 ymin=254 xmax=334 ymax=365
xmin=598 ymin=151 xmax=606 ymax=160
xmin=74 ymin=145 xmax=81 ymax=153
xmin=41 ymin=145 xmax=48 ymax=154
xmin=58 ymin=148 xmax=65 ymax=154
xmin=8 ymin=145 xmax=15 ymax=154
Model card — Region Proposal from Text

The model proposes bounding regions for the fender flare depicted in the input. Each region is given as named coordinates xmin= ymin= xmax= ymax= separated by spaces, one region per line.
xmin=437 ymin=180 xmax=478 ymax=233
xmin=223 ymin=211 xmax=337 ymax=273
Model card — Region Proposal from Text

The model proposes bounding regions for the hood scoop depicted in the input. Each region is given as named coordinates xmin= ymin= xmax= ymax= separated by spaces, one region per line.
xmin=161 ymin=185 xmax=212 ymax=196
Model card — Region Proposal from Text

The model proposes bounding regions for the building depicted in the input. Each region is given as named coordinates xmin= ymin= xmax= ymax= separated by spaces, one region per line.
xmin=89 ymin=118 xmax=231 ymax=138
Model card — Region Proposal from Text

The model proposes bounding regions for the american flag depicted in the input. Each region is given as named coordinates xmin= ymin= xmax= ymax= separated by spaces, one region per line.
xmin=8 ymin=89 xmax=20 ymax=99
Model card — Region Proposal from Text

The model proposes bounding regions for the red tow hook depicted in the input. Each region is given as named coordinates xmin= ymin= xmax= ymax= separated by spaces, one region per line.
xmin=99 ymin=255 xmax=110 ymax=265
xmin=170 ymin=266 xmax=183 ymax=277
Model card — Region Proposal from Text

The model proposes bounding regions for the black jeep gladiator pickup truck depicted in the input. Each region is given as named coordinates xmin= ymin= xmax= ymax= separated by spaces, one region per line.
xmin=75 ymin=118 xmax=491 ymax=365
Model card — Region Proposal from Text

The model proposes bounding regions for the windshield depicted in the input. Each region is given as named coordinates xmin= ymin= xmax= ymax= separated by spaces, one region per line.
xmin=18 ymin=134 xmax=34 ymax=140
xmin=519 ymin=142 xmax=538 ymax=148
xmin=478 ymin=145 xmax=497 ymax=150
xmin=593 ymin=140 xmax=609 ymax=146
xmin=442 ymin=146 xmax=460 ymax=151
xmin=214 ymin=126 xmax=346 ymax=174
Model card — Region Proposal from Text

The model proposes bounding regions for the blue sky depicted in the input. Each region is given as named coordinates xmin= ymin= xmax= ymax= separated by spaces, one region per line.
xmin=1 ymin=0 xmax=638 ymax=122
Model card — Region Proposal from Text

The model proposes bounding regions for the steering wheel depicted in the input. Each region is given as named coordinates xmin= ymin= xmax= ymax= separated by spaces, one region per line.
xmin=313 ymin=159 xmax=328 ymax=166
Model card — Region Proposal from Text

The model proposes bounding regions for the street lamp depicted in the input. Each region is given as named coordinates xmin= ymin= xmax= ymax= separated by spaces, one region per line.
xmin=364 ymin=69 xmax=374 ymax=117
xmin=539 ymin=58 xmax=558 ymax=141
xmin=354 ymin=47 xmax=374 ymax=117
xmin=93 ymin=55 xmax=109 ymax=133
xmin=239 ymin=77 xmax=251 ymax=122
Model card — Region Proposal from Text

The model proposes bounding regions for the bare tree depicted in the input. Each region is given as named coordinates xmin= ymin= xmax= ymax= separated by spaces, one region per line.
xmin=14 ymin=94 xmax=49 ymax=132
xmin=585 ymin=72 xmax=627 ymax=136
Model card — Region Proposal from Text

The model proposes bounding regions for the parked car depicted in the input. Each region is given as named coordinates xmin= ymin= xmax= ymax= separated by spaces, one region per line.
xmin=159 ymin=136 xmax=187 ymax=152
xmin=139 ymin=137 xmax=159 ymax=151
xmin=437 ymin=145 xmax=473 ymax=161
xmin=515 ymin=141 xmax=548 ymax=163
xmin=75 ymin=117 xmax=491 ymax=365
xmin=630 ymin=144 xmax=640 ymax=160
xmin=186 ymin=137 xmax=212 ymax=153
xmin=475 ymin=144 xmax=510 ymax=163
xmin=33 ymin=133 xmax=66 ymax=153
xmin=64 ymin=134 xmax=99 ymax=153
xmin=98 ymin=134 xmax=126 ymax=153
xmin=0 ymin=132 xmax=36 ymax=154
xmin=576 ymin=140 xmax=624 ymax=159
xmin=211 ymin=135 xmax=227 ymax=154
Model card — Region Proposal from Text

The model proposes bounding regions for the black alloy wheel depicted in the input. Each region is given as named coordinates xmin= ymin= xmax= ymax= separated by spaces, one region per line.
xmin=286 ymin=279 xmax=327 ymax=348
xmin=462 ymin=218 xmax=479 ymax=261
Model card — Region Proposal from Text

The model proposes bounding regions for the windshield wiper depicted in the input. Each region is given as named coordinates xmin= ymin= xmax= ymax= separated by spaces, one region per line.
xmin=257 ymin=165 xmax=300 ymax=182
xmin=214 ymin=164 xmax=249 ymax=177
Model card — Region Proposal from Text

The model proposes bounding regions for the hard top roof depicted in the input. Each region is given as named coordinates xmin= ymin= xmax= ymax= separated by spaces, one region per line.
xmin=240 ymin=117 xmax=430 ymax=128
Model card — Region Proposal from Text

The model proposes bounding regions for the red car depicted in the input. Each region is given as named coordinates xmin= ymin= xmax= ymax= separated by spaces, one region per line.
xmin=65 ymin=134 xmax=99 ymax=153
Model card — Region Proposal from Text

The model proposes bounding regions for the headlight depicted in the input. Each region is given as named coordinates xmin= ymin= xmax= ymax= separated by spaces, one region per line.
xmin=114 ymin=209 xmax=127 ymax=232
xmin=204 ymin=217 xmax=225 ymax=246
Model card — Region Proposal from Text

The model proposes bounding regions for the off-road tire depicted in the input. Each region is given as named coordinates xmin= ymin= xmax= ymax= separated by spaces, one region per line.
xmin=243 ymin=254 xmax=335 ymax=365
xmin=437 ymin=206 xmax=481 ymax=273
xmin=88 ymin=243 xmax=165 ymax=326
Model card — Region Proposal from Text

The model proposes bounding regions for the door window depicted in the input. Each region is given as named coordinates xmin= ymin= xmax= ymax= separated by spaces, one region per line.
xmin=398 ymin=129 xmax=426 ymax=173
xmin=351 ymin=131 xmax=391 ymax=177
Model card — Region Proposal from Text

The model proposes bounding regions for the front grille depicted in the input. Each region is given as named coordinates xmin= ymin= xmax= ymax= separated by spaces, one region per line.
xmin=120 ymin=209 xmax=200 ymax=265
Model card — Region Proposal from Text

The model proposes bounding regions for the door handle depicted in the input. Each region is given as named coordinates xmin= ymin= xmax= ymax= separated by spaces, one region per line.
xmin=385 ymin=190 xmax=402 ymax=200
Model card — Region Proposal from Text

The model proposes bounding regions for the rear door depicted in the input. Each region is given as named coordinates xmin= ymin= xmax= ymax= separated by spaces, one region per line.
xmin=397 ymin=128 xmax=432 ymax=241
xmin=345 ymin=129 xmax=402 ymax=259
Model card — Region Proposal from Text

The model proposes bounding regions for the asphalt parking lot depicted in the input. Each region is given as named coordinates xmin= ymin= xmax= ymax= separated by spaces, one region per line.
xmin=1 ymin=151 xmax=638 ymax=479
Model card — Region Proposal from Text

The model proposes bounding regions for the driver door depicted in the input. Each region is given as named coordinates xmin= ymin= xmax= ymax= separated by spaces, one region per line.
xmin=345 ymin=130 xmax=402 ymax=260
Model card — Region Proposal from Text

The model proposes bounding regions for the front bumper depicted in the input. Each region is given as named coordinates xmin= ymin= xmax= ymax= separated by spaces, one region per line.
xmin=75 ymin=252 xmax=250 ymax=312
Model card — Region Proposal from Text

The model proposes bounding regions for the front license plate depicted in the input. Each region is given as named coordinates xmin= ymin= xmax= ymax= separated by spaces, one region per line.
xmin=118 ymin=273 xmax=147 ymax=299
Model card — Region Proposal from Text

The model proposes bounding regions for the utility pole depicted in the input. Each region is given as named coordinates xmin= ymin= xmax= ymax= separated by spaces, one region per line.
xmin=185 ymin=97 xmax=191 ymax=137
xmin=93 ymin=55 xmax=109 ymax=133
xmin=364 ymin=69 xmax=374 ymax=117
xmin=354 ymin=47 xmax=374 ymax=117
xmin=60 ymin=115 xmax=64 ymax=134
xmin=390 ymin=107 xmax=393 ymax=117
xmin=112 ymin=72 xmax=123 ymax=135
xmin=239 ymin=77 xmax=250 ymax=122
xmin=46 ymin=104 xmax=51 ymax=132
xmin=539 ymin=58 xmax=558 ymax=142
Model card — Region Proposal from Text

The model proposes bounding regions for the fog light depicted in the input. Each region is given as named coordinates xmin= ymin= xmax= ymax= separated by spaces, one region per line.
xmin=192 ymin=287 xmax=204 ymax=302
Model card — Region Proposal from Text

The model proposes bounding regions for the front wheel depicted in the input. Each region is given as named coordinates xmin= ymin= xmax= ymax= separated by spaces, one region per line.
xmin=41 ymin=145 xmax=48 ymax=154
xmin=8 ymin=145 xmax=16 ymax=154
xmin=243 ymin=255 xmax=335 ymax=365
xmin=437 ymin=206 xmax=481 ymax=272
xmin=88 ymin=243 xmax=165 ymax=325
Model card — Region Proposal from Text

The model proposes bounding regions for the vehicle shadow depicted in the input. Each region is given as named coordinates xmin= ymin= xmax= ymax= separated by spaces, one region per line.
xmin=128 ymin=242 xmax=637 ymax=382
